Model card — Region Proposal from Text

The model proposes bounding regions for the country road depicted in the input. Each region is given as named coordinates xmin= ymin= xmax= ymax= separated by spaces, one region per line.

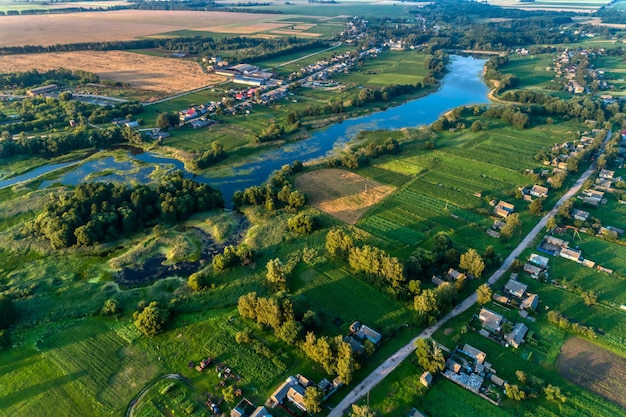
xmin=328 ymin=130 xmax=612 ymax=417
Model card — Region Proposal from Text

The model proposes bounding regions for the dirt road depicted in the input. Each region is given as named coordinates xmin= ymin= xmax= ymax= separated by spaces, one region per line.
xmin=327 ymin=130 xmax=611 ymax=416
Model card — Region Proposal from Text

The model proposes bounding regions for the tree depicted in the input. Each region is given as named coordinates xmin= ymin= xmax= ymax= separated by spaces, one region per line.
xmin=582 ymin=290 xmax=598 ymax=306
xmin=505 ymin=383 xmax=526 ymax=401
xmin=500 ymin=212 xmax=521 ymax=239
xmin=277 ymin=320 xmax=303 ymax=345
xmin=351 ymin=404 xmax=377 ymax=417
xmin=101 ymin=299 xmax=120 ymax=316
xmin=471 ymin=120 xmax=483 ymax=132
xmin=0 ymin=296 xmax=17 ymax=329
xmin=476 ymin=284 xmax=493 ymax=305
xmin=134 ymin=302 xmax=170 ymax=336
xmin=546 ymin=216 xmax=558 ymax=232
xmin=188 ymin=271 xmax=209 ymax=291
xmin=288 ymin=213 xmax=316 ymax=234
xmin=529 ymin=198 xmax=543 ymax=215
xmin=459 ymin=249 xmax=485 ymax=278
xmin=415 ymin=338 xmax=445 ymax=373
xmin=414 ymin=289 xmax=439 ymax=324
xmin=336 ymin=340 xmax=355 ymax=385
xmin=222 ymin=385 xmax=236 ymax=403
xmin=516 ymin=370 xmax=527 ymax=384
xmin=326 ymin=228 xmax=354 ymax=259
xmin=303 ymin=386 xmax=323 ymax=414
xmin=544 ymin=384 xmax=566 ymax=403
xmin=266 ymin=258 xmax=288 ymax=291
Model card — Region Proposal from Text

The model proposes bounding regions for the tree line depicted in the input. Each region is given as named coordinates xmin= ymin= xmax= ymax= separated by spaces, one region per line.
xmin=31 ymin=171 xmax=224 ymax=248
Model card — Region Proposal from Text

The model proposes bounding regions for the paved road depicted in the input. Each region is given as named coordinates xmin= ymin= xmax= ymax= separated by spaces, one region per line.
xmin=328 ymin=130 xmax=612 ymax=417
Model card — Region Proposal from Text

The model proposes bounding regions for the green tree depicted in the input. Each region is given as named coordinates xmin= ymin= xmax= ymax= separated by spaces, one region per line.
xmin=544 ymin=384 xmax=566 ymax=403
xmin=222 ymin=385 xmax=236 ymax=403
xmin=288 ymin=213 xmax=316 ymax=234
xmin=500 ymin=212 xmax=521 ymax=239
xmin=266 ymin=258 xmax=288 ymax=291
xmin=546 ymin=216 xmax=558 ymax=232
xmin=582 ymin=290 xmax=598 ymax=306
xmin=0 ymin=296 xmax=17 ymax=329
xmin=351 ymin=404 xmax=377 ymax=417
xmin=336 ymin=340 xmax=355 ymax=385
xmin=415 ymin=338 xmax=445 ymax=373
xmin=529 ymin=198 xmax=543 ymax=215
xmin=326 ymin=228 xmax=354 ymax=259
xmin=303 ymin=386 xmax=323 ymax=414
xmin=277 ymin=320 xmax=303 ymax=345
xmin=476 ymin=284 xmax=493 ymax=305
xmin=188 ymin=271 xmax=209 ymax=291
xmin=101 ymin=299 xmax=120 ymax=316
xmin=134 ymin=302 xmax=170 ymax=336
xmin=471 ymin=120 xmax=483 ymax=132
xmin=459 ymin=248 xmax=485 ymax=278
xmin=414 ymin=289 xmax=439 ymax=325
xmin=505 ymin=383 xmax=526 ymax=401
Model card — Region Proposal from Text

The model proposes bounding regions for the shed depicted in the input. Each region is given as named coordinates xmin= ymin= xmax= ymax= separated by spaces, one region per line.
xmin=420 ymin=371 xmax=433 ymax=387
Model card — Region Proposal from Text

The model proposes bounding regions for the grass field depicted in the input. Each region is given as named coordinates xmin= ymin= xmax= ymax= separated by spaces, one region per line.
xmin=334 ymin=50 xmax=429 ymax=89
xmin=356 ymin=118 xmax=583 ymax=255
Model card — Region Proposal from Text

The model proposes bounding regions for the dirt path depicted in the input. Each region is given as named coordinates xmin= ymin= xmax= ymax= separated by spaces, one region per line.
xmin=126 ymin=373 xmax=184 ymax=417
xmin=328 ymin=130 xmax=612 ymax=416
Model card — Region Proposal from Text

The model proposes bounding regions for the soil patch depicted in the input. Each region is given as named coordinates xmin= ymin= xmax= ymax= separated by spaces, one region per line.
xmin=557 ymin=337 xmax=626 ymax=409
xmin=0 ymin=51 xmax=224 ymax=96
xmin=295 ymin=168 xmax=395 ymax=224
xmin=0 ymin=10 xmax=283 ymax=47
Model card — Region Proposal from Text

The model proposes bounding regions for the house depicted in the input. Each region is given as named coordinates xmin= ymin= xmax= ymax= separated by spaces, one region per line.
xmin=270 ymin=376 xmax=297 ymax=404
xmin=572 ymin=209 xmax=590 ymax=222
xmin=124 ymin=121 xmax=139 ymax=128
xmin=407 ymin=408 xmax=428 ymax=417
xmin=504 ymin=279 xmax=527 ymax=299
xmin=599 ymin=169 xmax=615 ymax=179
xmin=523 ymin=263 xmax=542 ymax=278
xmin=494 ymin=201 xmax=515 ymax=218
xmin=478 ymin=308 xmax=503 ymax=333
xmin=490 ymin=374 xmax=506 ymax=387
xmin=420 ymin=371 xmax=433 ymax=387
xmin=530 ymin=185 xmax=549 ymax=198
xmin=521 ymin=293 xmax=539 ymax=311
xmin=231 ymin=399 xmax=255 ymax=417
xmin=350 ymin=321 xmax=382 ymax=344
xmin=560 ymin=247 xmax=582 ymax=262
xmin=287 ymin=384 xmax=307 ymax=411
xmin=600 ymin=226 xmax=624 ymax=237
xmin=462 ymin=343 xmax=486 ymax=364
xmin=504 ymin=322 xmax=528 ymax=348
xmin=446 ymin=268 xmax=466 ymax=281
xmin=26 ymin=84 xmax=58 ymax=96
xmin=431 ymin=276 xmax=446 ymax=286
xmin=529 ymin=253 xmax=549 ymax=269
xmin=250 ymin=407 xmax=272 ymax=417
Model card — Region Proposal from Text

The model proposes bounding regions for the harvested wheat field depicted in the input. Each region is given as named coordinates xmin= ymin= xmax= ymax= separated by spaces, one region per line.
xmin=557 ymin=337 xmax=626 ymax=408
xmin=0 ymin=10 xmax=284 ymax=47
xmin=0 ymin=51 xmax=223 ymax=96
xmin=295 ymin=169 xmax=395 ymax=224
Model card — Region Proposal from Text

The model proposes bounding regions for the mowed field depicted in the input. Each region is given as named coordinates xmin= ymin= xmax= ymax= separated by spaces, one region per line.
xmin=356 ymin=120 xmax=581 ymax=251
xmin=557 ymin=337 xmax=626 ymax=409
xmin=294 ymin=169 xmax=395 ymax=224
xmin=0 ymin=51 xmax=224 ymax=96
xmin=0 ymin=10 xmax=330 ymax=47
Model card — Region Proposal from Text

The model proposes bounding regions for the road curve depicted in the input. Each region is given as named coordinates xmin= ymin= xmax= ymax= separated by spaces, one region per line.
xmin=328 ymin=130 xmax=611 ymax=417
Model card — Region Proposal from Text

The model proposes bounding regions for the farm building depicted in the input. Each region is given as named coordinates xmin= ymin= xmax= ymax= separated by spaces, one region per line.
xmin=407 ymin=408 xmax=428 ymax=417
xmin=462 ymin=344 xmax=487 ymax=364
xmin=431 ymin=276 xmax=446 ymax=286
xmin=27 ymin=84 xmax=58 ymax=96
xmin=504 ymin=322 xmax=528 ymax=348
xmin=504 ymin=279 xmax=527 ymax=299
xmin=521 ymin=293 xmax=539 ymax=311
xmin=523 ymin=263 xmax=542 ymax=278
xmin=560 ymin=247 xmax=583 ymax=262
xmin=287 ymin=384 xmax=307 ymax=411
xmin=269 ymin=374 xmax=312 ymax=412
xmin=250 ymin=407 xmax=272 ymax=417
xmin=478 ymin=308 xmax=503 ymax=333
xmin=530 ymin=185 xmax=549 ymax=198
xmin=494 ymin=201 xmax=515 ymax=218
xmin=270 ymin=376 xmax=297 ymax=404
xmin=529 ymin=253 xmax=549 ymax=269
xmin=446 ymin=268 xmax=466 ymax=281
xmin=420 ymin=371 xmax=433 ymax=387
xmin=600 ymin=226 xmax=624 ymax=237
xmin=231 ymin=399 xmax=255 ymax=417
xmin=350 ymin=321 xmax=382 ymax=344
xmin=572 ymin=209 xmax=590 ymax=222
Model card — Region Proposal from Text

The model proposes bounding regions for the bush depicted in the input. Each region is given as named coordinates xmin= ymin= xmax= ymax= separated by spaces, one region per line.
xmin=188 ymin=272 xmax=209 ymax=291
xmin=288 ymin=213 xmax=316 ymax=234
xmin=101 ymin=299 xmax=121 ymax=316
xmin=134 ymin=302 xmax=170 ymax=336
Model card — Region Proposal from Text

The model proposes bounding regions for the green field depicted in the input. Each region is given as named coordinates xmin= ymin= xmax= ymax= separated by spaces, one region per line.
xmin=334 ymin=50 xmax=429 ymax=89
xmin=356 ymin=119 xmax=585 ymax=254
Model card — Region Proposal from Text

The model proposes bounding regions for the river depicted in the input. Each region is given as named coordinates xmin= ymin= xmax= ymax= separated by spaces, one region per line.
xmin=1 ymin=55 xmax=491 ymax=204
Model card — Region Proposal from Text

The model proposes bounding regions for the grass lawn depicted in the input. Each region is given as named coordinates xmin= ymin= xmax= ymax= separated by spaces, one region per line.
xmin=334 ymin=50 xmax=429 ymax=89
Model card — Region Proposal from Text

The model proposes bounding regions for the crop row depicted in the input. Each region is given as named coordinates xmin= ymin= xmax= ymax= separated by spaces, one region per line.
xmin=357 ymin=165 xmax=411 ymax=187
